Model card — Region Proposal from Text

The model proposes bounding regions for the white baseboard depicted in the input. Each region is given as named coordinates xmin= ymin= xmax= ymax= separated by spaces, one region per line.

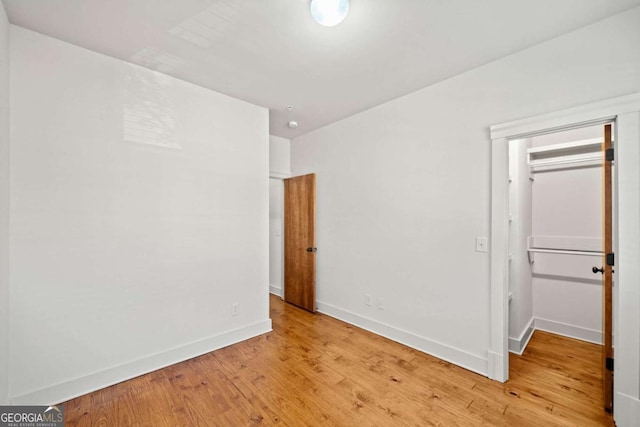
xmin=615 ymin=392 xmax=640 ymax=427
xmin=508 ymin=317 xmax=602 ymax=355
xmin=316 ymin=301 xmax=488 ymax=376
xmin=509 ymin=318 xmax=535 ymax=355
xmin=269 ymin=284 xmax=282 ymax=297
xmin=10 ymin=319 xmax=272 ymax=406
xmin=534 ymin=317 xmax=602 ymax=345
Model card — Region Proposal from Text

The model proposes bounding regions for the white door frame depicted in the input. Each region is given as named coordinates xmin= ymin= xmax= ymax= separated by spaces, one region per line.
xmin=269 ymin=172 xmax=291 ymax=298
xmin=488 ymin=92 xmax=640 ymax=423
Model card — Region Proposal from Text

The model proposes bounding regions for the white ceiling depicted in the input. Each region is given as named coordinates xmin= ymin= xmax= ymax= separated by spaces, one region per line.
xmin=3 ymin=0 xmax=639 ymax=138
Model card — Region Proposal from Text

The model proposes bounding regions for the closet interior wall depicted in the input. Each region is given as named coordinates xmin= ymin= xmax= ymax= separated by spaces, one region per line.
xmin=509 ymin=125 xmax=605 ymax=353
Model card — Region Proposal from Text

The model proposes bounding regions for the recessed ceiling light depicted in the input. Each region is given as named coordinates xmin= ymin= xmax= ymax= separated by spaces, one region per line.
xmin=310 ymin=0 xmax=349 ymax=27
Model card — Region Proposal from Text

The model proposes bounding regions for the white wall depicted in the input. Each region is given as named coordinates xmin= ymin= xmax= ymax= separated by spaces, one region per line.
xmin=0 ymin=0 xmax=10 ymax=406
xmin=269 ymin=135 xmax=290 ymax=177
xmin=268 ymin=135 xmax=290 ymax=297
xmin=291 ymin=7 xmax=640 ymax=376
xmin=9 ymin=26 xmax=270 ymax=404
xmin=508 ymin=139 xmax=533 ymax=353
xmin=530 ymin=128 xmax=603 ymax=343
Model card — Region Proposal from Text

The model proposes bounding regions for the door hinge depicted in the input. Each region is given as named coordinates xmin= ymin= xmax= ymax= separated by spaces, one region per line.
xmin=606 ymin=357 xmax=614 ymax=371
xmin=606 ymin=253 xmax=615 ymax=266
xmin=605 ymin=148 xmax=614 ymax=161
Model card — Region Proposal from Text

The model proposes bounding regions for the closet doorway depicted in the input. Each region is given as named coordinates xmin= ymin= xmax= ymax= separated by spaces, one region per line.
xmin=507 ymin=123 xmax=613 ymax=412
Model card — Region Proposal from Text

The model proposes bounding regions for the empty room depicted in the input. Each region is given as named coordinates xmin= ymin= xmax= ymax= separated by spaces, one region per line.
xmin=1 ymin=1 xmax=640 ymax=426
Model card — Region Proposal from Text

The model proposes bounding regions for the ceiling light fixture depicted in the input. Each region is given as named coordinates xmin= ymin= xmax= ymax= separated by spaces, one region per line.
xmin=310 ymin=0 xmax=349 ymax=27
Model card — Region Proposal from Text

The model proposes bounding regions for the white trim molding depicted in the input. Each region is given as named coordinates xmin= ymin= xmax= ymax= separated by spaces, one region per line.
xmin=490 ymin=92 xmax=640 ymax=140
xmin=269 ymin=284 xmax=282 ymax=297
xmin=10 ymin=320 xmax=272 ymax=406
xmin=534 ymin=318 xmax=602 ymax=345
xmin=317 ymin=300 xmax=488 ymax=377
xmin=269 ymin=171 xmax=292 ymax=179
xmin=489 ymin=92 xmax=640 ymax=425
xmin=489 ymin=136 xmax=510 ymax=382
xmin=509 ymin=317 xmax=601 ymax=356
xmin=615 ymin=108 xmax=640 ymax=426
xmin=508 ymin=317 xmax=535 ymax=355
xmin=615 ymin=392 xmax=640 ymax=427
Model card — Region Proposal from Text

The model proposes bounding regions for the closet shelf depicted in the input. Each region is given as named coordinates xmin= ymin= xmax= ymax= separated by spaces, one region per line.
xmin=527 ymin=138 xmax=603 ymax=171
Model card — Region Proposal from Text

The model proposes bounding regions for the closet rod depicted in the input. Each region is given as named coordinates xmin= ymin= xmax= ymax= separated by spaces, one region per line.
xmin=527 ymin=248 xmax=603 ymax=256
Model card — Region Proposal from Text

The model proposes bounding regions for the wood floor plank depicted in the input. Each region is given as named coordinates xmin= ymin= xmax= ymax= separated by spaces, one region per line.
xmin=62 ymin=296 xmax=613 ymax=426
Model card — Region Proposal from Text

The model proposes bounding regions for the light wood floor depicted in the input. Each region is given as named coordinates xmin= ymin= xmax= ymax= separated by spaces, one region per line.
xmin=63 ymin=295 xmax=613 ymax=426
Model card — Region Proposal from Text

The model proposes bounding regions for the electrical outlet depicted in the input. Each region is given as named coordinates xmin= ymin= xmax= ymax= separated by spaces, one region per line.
xmin=231 ymin=303 xmax=239 ymax=316
xmin=377 ymin=298 xmax=384 ymax=310
xmin=476 ymin=237 xmax=488 ymax=253
xmin=365 ymin=294 xmax=372 ymax=306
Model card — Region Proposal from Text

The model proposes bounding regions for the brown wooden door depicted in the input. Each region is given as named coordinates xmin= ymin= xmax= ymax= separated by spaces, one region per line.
xmin=284 ymin=173 xmax=316 ymax=312
xmin=602 ymin=124 xmax=613 ymax=412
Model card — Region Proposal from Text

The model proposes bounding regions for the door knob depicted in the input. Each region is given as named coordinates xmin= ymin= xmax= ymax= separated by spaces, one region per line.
xmin=592 ymin=266 xmax=604 ymax=274
xmin=306 ymin=247 xmax=317 ymax=252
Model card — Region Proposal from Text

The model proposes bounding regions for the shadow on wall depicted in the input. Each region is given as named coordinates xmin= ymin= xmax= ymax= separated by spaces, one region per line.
xmin=123 ymin=65 xmax=181 ymax=150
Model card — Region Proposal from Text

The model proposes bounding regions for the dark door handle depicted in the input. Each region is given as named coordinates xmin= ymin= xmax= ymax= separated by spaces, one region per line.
xmin=306 ymin=247 xmax=317 ymax=252
xmin=592 ymin=266 xmax=604 ymax=274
